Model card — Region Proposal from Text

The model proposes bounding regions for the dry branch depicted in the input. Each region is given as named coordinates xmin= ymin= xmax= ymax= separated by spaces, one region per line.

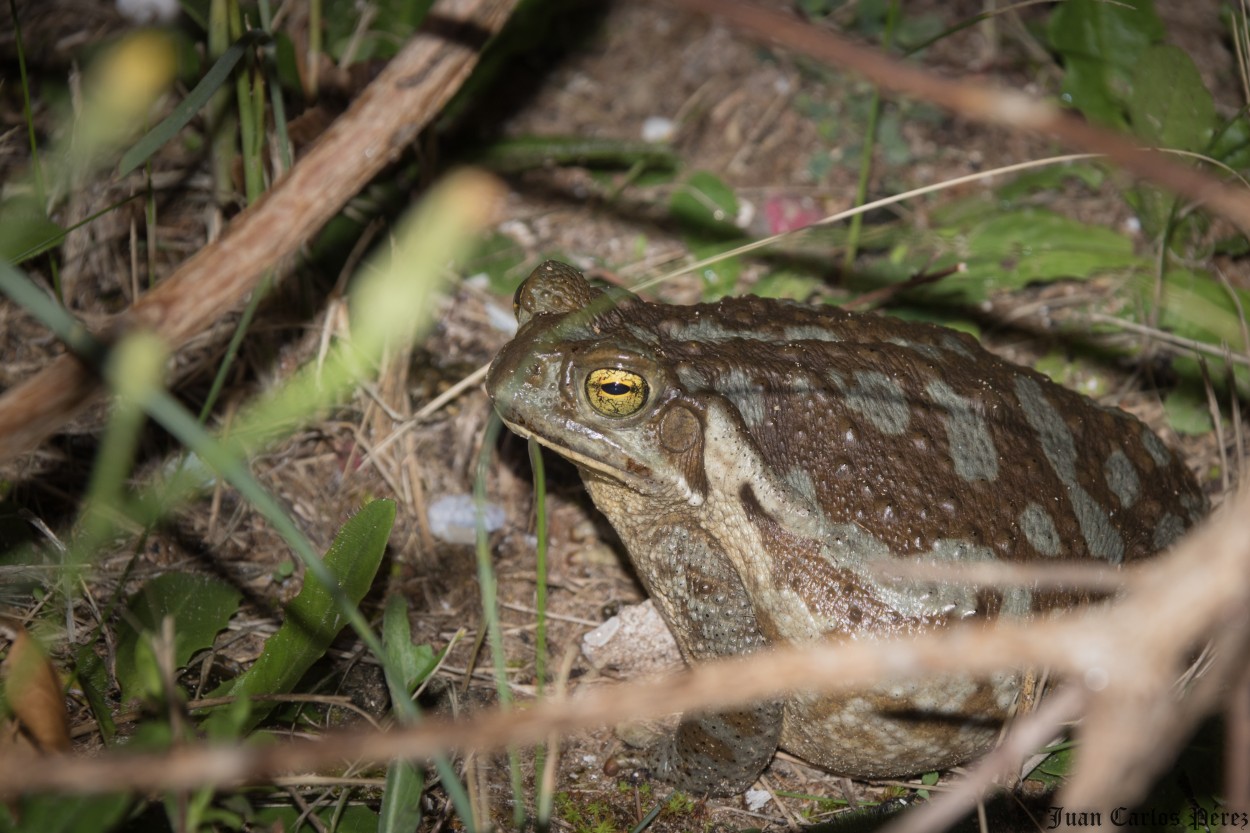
xmin=664 ymin=0 xmax=1250 ymax=233
xmin=2 ymin=485 xmax=1247 ymax=815
xmin=0 ymin=0 xmax=519 ymax=464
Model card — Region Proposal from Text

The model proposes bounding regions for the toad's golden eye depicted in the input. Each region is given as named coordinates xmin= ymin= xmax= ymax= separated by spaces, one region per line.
xmin=585 ymin=368 xmax=649 ymax=417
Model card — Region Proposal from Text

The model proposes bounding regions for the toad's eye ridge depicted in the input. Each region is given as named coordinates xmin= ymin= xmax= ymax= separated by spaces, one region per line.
xmin=586 ymin=368 xmax=649 ymax=417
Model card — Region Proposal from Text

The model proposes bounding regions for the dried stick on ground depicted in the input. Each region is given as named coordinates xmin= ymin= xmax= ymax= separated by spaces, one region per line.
xmin=1 ymin=486 xmax=1246 ymax=816
xmin=0 ymin=0 xmax=519 ymax=464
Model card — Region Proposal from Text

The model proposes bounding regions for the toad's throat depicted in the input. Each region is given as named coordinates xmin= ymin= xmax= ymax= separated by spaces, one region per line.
xmin=496 ymin=416 xmax=653 ymax=486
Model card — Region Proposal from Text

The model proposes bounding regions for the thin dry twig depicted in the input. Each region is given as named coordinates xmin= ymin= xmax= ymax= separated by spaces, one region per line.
xmin=0 ymin=0 xmax=519 ymax=464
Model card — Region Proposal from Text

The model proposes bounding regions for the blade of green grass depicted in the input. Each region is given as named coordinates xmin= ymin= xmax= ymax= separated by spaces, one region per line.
xmin=118 ymin=29 xmax=270 ymax=178
xmin=528 ymin=437 xmax=552 ymax=826
xmin=195 ymin=0 xmax=292 ymax=424
xmin=0 ymin=260 xmax=100 ymax=359
xmin=475 ymin=414 xmax=525 ymax=828
xmin=8 ymin=0 xmax=46 ymax=206
xmin=257 ymin=0 xmax=294 ymax=172
xmin=842 ymin=0 xmax=900 ymax=271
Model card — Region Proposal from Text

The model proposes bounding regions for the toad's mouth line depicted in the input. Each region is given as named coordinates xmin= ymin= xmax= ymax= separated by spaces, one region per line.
xmin=495 ymin=416 xmax=651 ymax=487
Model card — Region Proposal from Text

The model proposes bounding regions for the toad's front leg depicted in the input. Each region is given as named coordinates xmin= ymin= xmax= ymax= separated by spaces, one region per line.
xmin=609 ymin=522 xmax=783 ymax=796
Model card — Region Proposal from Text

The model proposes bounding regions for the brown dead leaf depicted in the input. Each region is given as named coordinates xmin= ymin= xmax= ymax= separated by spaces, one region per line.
xmin=1 ymin=622 xmax=70 ymax=753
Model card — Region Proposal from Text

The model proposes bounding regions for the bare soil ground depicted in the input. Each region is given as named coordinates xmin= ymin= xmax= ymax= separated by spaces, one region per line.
xmin=0 ymin=0 xmax=1242 ymax=830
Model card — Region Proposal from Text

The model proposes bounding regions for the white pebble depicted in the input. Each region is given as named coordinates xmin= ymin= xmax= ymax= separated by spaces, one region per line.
xmin=641 ymin=116 xmax=675 ymax=143
xmin=427 ymin=494 xmax=505 ymax=545
xmin=117 ymin=0 xmax=179 ymax=23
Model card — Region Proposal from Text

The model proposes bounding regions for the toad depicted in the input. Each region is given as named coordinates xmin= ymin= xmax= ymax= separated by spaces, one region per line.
xmin=486 ymin=260 xmax=1205 ymax=795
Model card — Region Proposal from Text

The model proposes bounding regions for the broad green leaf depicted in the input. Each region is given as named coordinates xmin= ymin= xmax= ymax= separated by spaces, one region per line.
xmin=995 ymin=163 xmax=1105 ymax=202
xmin=1164 ymin=386 xmax=1215 ymax=436
xmin=921 ymin=209 xmax=1140 ymax=302
xmin=668 ymin=172 xmax=746 ymax=301
xmin=204 ymin=499 xmax=395 ymax=733
xmin=324 ymin=0 xmax=436 ymax=62
xmin=1128 ymin=45 xmax=1214 ymax=151
xmin=0 ymin=198 xmax=65 ymax=263
xmin=878 ymin=305 xmax=982 ymax=339
xmin=114 ymin=572 xmax=242 ymax=705
xmin=1047 ymin=0 xmax=1163 ymax=128
xmin=254 ymin=804 xmax=379 ymax=833
xmin=1129 ymin=269 xmax=1250 ymax=399
xmin=1149 ymin=268 xmax=1250 ymax=351
xmin=2 ymin=795 xmax=131 ymax=833
xmin=1026 ymin=746 xmax=1075 ymax=787
xmin=690 ymin=243 xmax=742 ymax=301
xmin=915 ymin=768 xmax=941 ymax=799
xmin=751 ymin=270 xmax=825 ymax=301
xmin=1210 ymin=114 xmax=1250 ymax=170
xmin=379 ymin=589 xmax=439 ymax=833
xmin=668 ymin=171 xmax=740 ymax=237
xmin=382 ymin=595 xmax=438 ymax=697
xmin=380 ymin=758 xmax=425 ymax=833
xmin=1123 ymin=44 xmax=1216 ymax=241
xmin=1033 ymin=352 xmax=1112 ymax=399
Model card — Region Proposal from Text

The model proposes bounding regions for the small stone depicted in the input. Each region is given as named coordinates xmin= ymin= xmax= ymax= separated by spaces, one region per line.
xmin=581 ymin=600 xmax=682 ymax=676
xmin=426 ymin=494 xmax=505 ymax=545
xmin=117 ymin=0 xmax=179 ymax=22
xmin=641 ymin=116 xmax=675 ymax=143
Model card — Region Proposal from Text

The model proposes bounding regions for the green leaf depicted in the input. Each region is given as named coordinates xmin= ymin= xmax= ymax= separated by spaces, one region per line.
xmin=916 ymin=768 xmax=940 ymax=799
xmin=382 ymin=595 xmax=438 ymax=697
xmin=667 ymin=171 xmax=747 ymax=301
xmin=921 ymin=208 xmax=1140 ymax=303
xmin=1210 ymin=114 xmax=1250 ymax=170
xmin=1033 ymin=351 xmax=1111 ymax=399
xmin=324 ymin=0 xmax=436 ymax=62
xmin=1150 ymin=268 xmax=1250 ymax=351
xmin=464 ymin=135 xmax=678 ymax=174
xmin=3 ymin=794 xmax=132 ymax=833
xmin=462 ymin=232 xmax=532 ymax=296
xmin=254 ymin=804 xmax=379 ymax=833
xmin=995 ymin=163 xmax=1105 ymax=202
xmin=689 ymin=243 xmax=743 ymax=301
xmin=0 ymin=197 xmax=65 ymax=263
xmin=204 ymin=499 xmax=395 ymax=734
xmin=114 ymin=572 xmax=242 ymax=705
xmin=668 ymin=171 xmax=741 ymax=237
xmin=1128 ymin=44 xmax=1214 ymax=151
xmin=1026 ymin=745 xmax=1075 ymax=787
xmin=751 ymin=269 xmax=825 ymax=301
xmin=380 ymin=758 xmax=425 ymax=833
xmin=1047 ymin=0 xmax=1163 ymax=128
xmin=72 ymin=642 xmax=116 ymax=741
xmin=1163 ymin=386 xmax=1215 ymax=436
